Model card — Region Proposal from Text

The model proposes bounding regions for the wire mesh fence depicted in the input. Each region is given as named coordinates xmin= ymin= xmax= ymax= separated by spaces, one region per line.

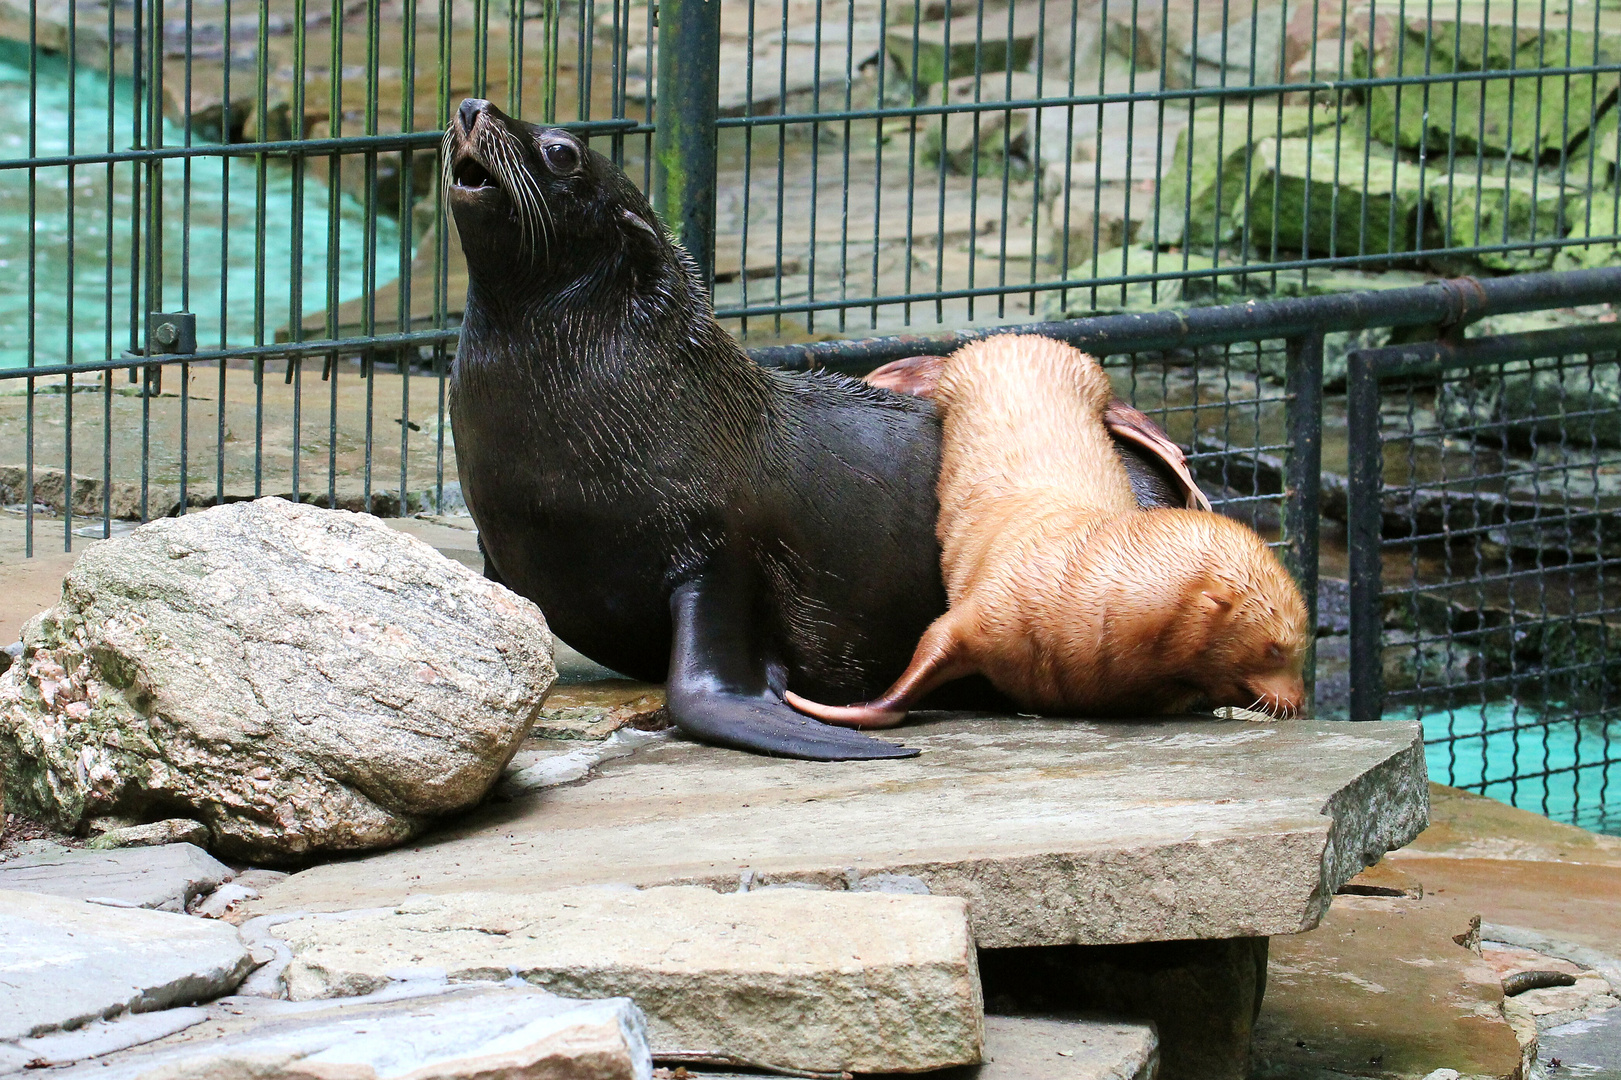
xmin=1346 ymin=314 xmax=1621 ymax=835
xmin=2 ymin=0 xmax=1620 ymax=829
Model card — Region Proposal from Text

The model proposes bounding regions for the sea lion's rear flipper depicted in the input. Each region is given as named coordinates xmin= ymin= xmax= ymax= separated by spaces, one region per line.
xmin=1103 ymin=400 xmax=1213 ymax=512
xmin=862 ymin=354 xmax=946 ymax=397
xmin=666 ymin=579 xmax=920 ymax=761
xmin=784 ymin=612 xmax=975 ymax=730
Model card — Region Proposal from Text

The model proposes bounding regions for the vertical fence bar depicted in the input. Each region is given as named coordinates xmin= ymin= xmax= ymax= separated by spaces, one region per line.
xmin=1283 ymin=332 xmax=1324 ymax=706
xmin=652 ymin=0 xmax=722 ymax=288
xmin=1347 ymin=348 xmax=1385 ymax=723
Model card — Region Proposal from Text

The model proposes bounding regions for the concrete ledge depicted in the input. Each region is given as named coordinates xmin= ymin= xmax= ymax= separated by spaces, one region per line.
xmin=249 ymin=717 xmax=1429 ymax=947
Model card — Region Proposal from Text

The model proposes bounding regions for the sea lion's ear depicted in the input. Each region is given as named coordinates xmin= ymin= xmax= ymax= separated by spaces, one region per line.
xmin=620 ymin=207 xmax=659 ymax=238
xmin=863 ymin=355 xmax=946 ymax=398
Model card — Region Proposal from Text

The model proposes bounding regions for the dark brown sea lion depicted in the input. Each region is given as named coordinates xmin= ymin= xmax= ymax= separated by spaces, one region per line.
xmin=787 ymin=335 xmax=1310 ymax=728
xmin=443 ymin=100 xmax=1194 ymax=760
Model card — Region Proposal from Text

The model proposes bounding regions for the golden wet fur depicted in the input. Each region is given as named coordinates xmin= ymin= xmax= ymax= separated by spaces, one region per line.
xmin=785 ymin=334 xmax=1309 ymax=726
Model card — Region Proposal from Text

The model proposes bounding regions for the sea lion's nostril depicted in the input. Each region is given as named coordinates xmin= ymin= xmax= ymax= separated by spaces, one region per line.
xmin=458 ymin=99 xmax=486 ymax=133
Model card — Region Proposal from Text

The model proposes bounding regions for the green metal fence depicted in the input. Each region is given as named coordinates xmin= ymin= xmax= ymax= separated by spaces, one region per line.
xmin=4 ymin=0 xmax=1620 ymax=545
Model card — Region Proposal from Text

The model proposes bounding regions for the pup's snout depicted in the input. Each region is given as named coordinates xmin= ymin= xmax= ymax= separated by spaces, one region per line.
xmin=458 ymin=98 xmax=489 ymax=134
xmin=1246 ymin=674 xmax=1307 ymax=719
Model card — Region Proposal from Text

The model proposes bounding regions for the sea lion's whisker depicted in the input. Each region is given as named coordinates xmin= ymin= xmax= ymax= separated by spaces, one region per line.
xmin=488 ymin=125 xmax=543 ymax=251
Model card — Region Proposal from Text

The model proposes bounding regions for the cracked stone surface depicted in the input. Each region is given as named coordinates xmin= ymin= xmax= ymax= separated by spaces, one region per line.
xmin=248 ymin=716 xmax=1429 ymax=946
xmin=0 ymin=843 xmax=232 ymax=912
xmin=0 ymin=888 xmax=253 ymax=1043
xmin=25 ymin=985 xmax=652 ymax=1080
xmin=0 ymin=498 xmax=555 ymax=861
xmin=269 ymin=885 xmax=984 ymax=1075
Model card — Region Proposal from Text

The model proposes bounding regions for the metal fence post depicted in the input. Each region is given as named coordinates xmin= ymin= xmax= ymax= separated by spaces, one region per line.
xmin=1346 ymin=349 xmax=1385 ymax=722
xmin=652 ymin=0 xmax=722 ymax=289
xmin=1283 ymin=332 xmax=1324 ymax=708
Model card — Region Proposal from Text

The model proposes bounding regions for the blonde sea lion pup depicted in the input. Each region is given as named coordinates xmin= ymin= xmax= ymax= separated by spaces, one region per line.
xmin=862 ymin=352 xmax=1213 ymax=512
xmin=784 ymin=334 xmax=1310 ymax=728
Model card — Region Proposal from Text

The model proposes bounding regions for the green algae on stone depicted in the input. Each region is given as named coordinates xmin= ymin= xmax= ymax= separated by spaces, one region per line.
xmin=1246 ymin=136 xmax=1431 ymax=257
xmin=1426 ymin=173 xmax=1578 ymax=271
xmin=1356 ymin=3 xmax=1621 ymax=160
xmin=919 ymin=71 xmax=1042 ymax=177
xmin=1555 ymin=190 xmax=1621 ymax=270
xmin=1155 ymin=105 xmax=1347 ymax=249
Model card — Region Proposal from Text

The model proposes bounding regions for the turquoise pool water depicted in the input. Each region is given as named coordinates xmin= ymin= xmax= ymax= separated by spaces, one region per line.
xmin=0 ymin=42 xmax=398 ymax=371
xmin=1388 ymin=702 xmax=1620 ymax=837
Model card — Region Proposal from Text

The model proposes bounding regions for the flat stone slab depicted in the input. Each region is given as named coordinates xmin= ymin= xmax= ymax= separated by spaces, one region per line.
xmin=949 ymin=1015 xmax=1159 ymax=1079
xmin=270 ymin=885 xmax=983 ymax=1075
xmin=0 ymin=843 xmax=233 ymax=912
xmin=0 ymin=888 xmax=253 ymax=1042
xmin=249 ymin=717 xmax=1429 ymax=947
xmin=34 ymin=986 xmax=651 ymax=1080
xmin=1252 ymin=893 xmax=1527 ymax=1080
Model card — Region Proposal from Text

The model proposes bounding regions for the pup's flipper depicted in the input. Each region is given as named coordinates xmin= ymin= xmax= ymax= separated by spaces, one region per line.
xmin=1103 ymin=400 xmax=1213 ymax=512
xmin=785 ymin=611 xmax=975 ymax=730
xmin=862 ymin=354 xmax=946 ymax=397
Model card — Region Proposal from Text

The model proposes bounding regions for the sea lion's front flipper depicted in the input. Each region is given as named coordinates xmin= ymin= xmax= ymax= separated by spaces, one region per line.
xmin=1103 ymin=399 xmax=1213 ymax=512
xmin=666 ymin=579 xmax=920 ymax=761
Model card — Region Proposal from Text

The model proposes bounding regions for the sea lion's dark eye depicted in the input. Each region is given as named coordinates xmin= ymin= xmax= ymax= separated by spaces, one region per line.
xmin=542 ymin=140 xmax=580 ymax=175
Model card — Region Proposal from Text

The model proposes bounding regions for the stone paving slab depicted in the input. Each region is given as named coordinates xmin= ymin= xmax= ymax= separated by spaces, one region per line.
xmin=956 ymin=1015 xmax=1159 ymax=1080
xmin=248 ymin=717 xmax=1428 ymax=947
xmin=0 ymin=843 xmax=233 ymax=912
xmin=0 ymin=889 xmax=253 ymax=1042
xmin=35 ymin=986 xmax=652 ymax=1080
xmin=269 ymin=885 xmax=984 ymax=1075
xmin=1252 ymin=893 xmax=1528 ymax=1080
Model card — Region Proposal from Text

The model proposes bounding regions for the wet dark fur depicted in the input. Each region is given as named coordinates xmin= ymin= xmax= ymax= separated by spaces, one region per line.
xmin=445 ymin=100 xmax=1178 ymax=759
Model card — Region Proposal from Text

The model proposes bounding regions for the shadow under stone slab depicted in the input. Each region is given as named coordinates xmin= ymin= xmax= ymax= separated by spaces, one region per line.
xmin=977 ymin=936 xmax=1268 ymax=1080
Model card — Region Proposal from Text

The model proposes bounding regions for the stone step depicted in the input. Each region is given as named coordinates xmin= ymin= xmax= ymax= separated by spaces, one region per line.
xmin=936 ymin=1015 xmax=1159 ymax=1079
xmin=267 ymin=884 xmax=984 ymax=1075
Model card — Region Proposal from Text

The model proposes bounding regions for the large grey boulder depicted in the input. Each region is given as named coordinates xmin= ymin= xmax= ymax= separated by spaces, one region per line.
xmin=0 ymin=499 xmax=555 ymax=862
xmin=0 ymin=888 xmax=253 ymax=1042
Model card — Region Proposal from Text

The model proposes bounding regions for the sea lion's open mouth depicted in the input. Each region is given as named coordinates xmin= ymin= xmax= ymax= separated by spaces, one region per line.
xmin=451 ymin=153 xmax=498 ymax=192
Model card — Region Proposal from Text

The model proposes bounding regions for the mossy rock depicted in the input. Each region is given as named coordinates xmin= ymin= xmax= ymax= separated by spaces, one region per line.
xmin=1156 ymin=105 xmax=1347 ymax=249
xmin=1566 ymin=104 xmax=1619 ymax=186
xmin=1357 ymin=3 xmax=1621 ymax=159
xmin=1436 ymin=308 xmax=1621 ymax=449
xmin=1425 ymin=174 xmax=1578 ymax=271
xmin=1437 ymin=354 xmax=1621 ymax=450
xmin=1555 ymin=189 xmax=1621 ymax=270
xmin=1245 ymin=136 xmax=1430 ymax=257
